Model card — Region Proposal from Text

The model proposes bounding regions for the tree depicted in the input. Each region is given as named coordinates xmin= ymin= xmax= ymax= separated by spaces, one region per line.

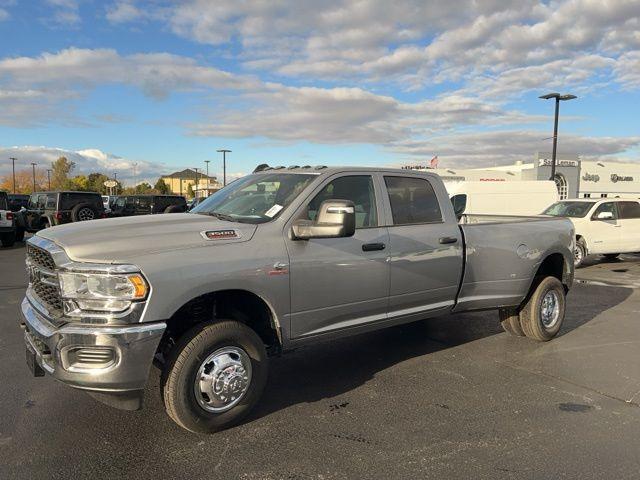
xmin=51 ymin=157 xmax=75 ymax=190
xmin=135 ymin=182 xmax=153 ymax=194
xmin=87 ymin=173 xmax=110 ymax=194
xmin=187 ymin=183 xmax=195 ymax=199
xmin=0 ymin=168 xmax=47 ymax=193
xmin=69 ymin=175 xmax=89 ymax=191
xmin=154 ymin=178 xmax=171 ymax=194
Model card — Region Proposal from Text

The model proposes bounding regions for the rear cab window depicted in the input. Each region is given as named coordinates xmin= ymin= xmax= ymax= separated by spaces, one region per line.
xmin=618 ymin=201 xmax=640 ymax=219
xmin=384 ymin=176 xmax=442 ymax=225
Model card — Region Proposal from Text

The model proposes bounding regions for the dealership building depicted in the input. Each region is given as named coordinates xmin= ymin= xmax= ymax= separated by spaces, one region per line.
xmin=404 ymin=152 xmax=640 ymax=200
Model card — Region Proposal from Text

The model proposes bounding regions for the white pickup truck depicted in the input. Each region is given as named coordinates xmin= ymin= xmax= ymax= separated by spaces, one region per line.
xmin=544 ymin=198 xmax=640 ymax=267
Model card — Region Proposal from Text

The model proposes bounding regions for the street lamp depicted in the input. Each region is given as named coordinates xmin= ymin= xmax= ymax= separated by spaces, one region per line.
xmin=204 ymin=160 xmax=210 ymax=178
xmin=539 ymin=92 xmax=577 ymax=181
xmin=46 ymin=169 xmax=52 ymax=190
xmin=193 ymin=167 xmax=200 ymax=198
xmin=9 ymin=157 xmax=17 ymax=193
xmin=217 ymin=149 xmax=231 ymax=186
xmin=30 ymin=162 xmax=37 ymax=193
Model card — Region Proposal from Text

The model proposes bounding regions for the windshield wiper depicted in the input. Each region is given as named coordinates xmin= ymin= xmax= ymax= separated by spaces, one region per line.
xmin=202 ymin=212 xmax=235 ymax=222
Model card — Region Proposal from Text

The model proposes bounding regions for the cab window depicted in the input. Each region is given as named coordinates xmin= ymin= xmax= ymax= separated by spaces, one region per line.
xmin=618 ymin=201 xmax=640 ymax=219
xmin=591 ymin=202 xmax=617 ymax=220
xmin=384 ymin=176 xmax=442 ymax=225
xmin=306 ymin=175 xmax=378 ymax=228
xmin=45 ymin=194 xmax=57 ymax=209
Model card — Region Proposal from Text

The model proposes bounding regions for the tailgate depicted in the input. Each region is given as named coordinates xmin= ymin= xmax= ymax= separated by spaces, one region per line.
xmin=0 ymin=211 xmax=13 ymax=228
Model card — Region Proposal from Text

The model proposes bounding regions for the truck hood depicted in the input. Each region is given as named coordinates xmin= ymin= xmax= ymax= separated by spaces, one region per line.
xmin=37 ymin=213 xmax=258 ymax=263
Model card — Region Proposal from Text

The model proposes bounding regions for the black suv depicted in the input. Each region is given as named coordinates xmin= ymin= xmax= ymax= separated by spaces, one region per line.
xmin=110 ymin=194 xmax=187 ymax=216
xmin=21 ymin=191 xmax=105 ymax=232
xmin=7 ymin=194 xmax=30 ymax=212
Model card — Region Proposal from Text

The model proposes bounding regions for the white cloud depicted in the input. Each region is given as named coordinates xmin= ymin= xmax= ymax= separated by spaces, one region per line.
xmin=106 ymin=1 xmax=143 ymax=24
xmin=614 ymin=51 xmax=640 ymax=89
xmin=0 ymin=8 xmax=9 ymax=21
xmin=0 ymin=146 xmax=168 ymax=185
xmin=45 ymin=0 xmax=81 ymax=25
xmin=392 ymin=131 xmax=640 ymax=168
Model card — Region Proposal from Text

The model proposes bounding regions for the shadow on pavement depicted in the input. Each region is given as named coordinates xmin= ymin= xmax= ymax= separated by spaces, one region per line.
xmin=250 ymin=284 xmax=632 ymax=422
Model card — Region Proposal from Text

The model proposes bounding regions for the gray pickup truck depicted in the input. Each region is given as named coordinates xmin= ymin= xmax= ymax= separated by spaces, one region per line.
xmin=20 ymin=167 xmax=574 ymax=433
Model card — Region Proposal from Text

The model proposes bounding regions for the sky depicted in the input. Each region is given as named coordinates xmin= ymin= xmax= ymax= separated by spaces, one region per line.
xmin=0 ymin=0 xmax=639 ymax=185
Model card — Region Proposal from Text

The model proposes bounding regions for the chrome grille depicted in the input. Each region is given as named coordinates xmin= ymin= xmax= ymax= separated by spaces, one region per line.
xmin=27 ymin=244 xmax=56 ymax=271
xmin=32 ymin=281 xmax=63 ymax=316
xmin=27 ymin=243 xmax=63 ymax=317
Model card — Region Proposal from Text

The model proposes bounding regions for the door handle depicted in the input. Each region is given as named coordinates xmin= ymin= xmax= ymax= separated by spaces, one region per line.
xmin=439 ymin=236 xmax=458 ymax=244
xmin=362 ymin=242 xmax=386 ymax=252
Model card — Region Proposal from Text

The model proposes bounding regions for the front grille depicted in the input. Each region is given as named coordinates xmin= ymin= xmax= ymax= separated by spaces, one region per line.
xmin=27 ymin=244 xmax=56 ymax=271
xmin=32 ymin=281 xmax=63 ymax=316
xmin=27 ymin=243 xmax=63 ymax=317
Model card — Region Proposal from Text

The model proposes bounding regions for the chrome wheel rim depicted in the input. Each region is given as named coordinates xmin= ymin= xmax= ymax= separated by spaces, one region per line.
xmin=78 ymin=207 xmax=95 ymax=221
xmin=574 ymin=245 xmax=583 ymax=266
xmin=194 ymin=346 xmax=252 ymax=413
xmin=540 ymin=290 xmax=560 ymax=328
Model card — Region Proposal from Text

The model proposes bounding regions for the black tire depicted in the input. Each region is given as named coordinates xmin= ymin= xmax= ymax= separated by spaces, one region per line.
xmin=574 ymin=238 xmax=587 ymax=268
xmin=1 ymin=232 xmax=16 ymax=248
xmin=499 ymin=308 xmax=525 ymax=336
xmin=519 ymin=276 xmax=566 ymax=342
xmin=15 ymin=227 xmax=25 ymax=242
xmin=603 ymin=253 xmax=620 ymax=260
xmin=164 ymin=205 xmax=182 ymax=213
xmin=71 ymin=203 xmax=97 ymax=222
xmin=161 ymin=320 xmax=268 ymax=434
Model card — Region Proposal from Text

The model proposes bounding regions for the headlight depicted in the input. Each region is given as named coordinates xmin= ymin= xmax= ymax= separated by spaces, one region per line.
xmin=59 ymin=272 xmax=148 ymax=313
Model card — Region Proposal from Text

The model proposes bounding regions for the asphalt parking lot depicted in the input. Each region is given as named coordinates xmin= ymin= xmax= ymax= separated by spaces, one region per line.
xmin=1 ymin=244 xmax=639 ymax=479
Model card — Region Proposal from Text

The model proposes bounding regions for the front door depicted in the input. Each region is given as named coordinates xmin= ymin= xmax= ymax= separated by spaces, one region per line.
xmin=588 ymin=202 xmax=622 ymax=254
xmin=286 ymin=174 xmax=390 ymax=338
xmin=382 ymin=175 xmax=464 ymax=318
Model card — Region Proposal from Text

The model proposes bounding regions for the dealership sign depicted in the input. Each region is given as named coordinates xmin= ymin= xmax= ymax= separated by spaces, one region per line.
xmin=611 ymin=174 xmax=633 ymax=183
xmin=582 ymin=173 xmax=600 ymax=182
xmin=538 ymin=159 xmax=579 ymax=167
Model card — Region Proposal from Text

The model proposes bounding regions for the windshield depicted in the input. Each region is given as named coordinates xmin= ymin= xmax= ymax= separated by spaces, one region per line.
xmin=543 ymin=201 xmax=593 ymax=218
xmin=191 ymin=173 xmax=317 ymax=223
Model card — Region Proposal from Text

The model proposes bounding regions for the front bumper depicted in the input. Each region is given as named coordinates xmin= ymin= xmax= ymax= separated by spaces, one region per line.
xmin=20 ymin=297 xmax=166 ymax=410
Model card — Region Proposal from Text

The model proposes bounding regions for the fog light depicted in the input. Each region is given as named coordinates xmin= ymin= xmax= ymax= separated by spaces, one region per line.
xmin=62 ymin=346 xmax=116 ymax=371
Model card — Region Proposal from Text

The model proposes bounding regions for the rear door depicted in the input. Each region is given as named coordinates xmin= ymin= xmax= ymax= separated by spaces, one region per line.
xmin=285 ymin=173 xmax=390 ymax=338
xmin=382 ymin=174 xmax=464 ymax=319
xmin=616 ymin=201 xmax=640 ymax=252
xmin=588 ymin=202 xmax=622 ymax=254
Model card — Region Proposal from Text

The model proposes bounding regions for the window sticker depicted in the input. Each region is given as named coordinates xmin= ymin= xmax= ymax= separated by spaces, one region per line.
xmin=264 ymin=204 xmax=284 ymax=218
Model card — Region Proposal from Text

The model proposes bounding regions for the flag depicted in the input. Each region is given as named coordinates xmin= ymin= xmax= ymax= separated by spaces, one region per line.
xmin=430 ymin=155 xmax=438 ymax=168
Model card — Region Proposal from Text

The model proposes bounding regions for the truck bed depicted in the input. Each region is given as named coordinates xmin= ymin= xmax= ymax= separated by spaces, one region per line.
xmin=454 ymin=214 xmax=574 ymax=312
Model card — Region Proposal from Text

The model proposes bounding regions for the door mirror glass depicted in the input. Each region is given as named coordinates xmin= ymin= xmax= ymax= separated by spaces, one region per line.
xmin=292 ymin=200 xmax=356 ymax=239
xmin=451 ymin=194 xmax=467 ymax=218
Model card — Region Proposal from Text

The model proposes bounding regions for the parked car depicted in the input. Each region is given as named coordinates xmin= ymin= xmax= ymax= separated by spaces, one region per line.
xmin=0 ymin=191 xmax=21 ymax=247
xmin=543 ymin=198 xmax=640 ymax=267
xmin=20 ymin=191 xmax=105 ymax=233
xmin=447 ymin=180 xmax=558 ymax=216
xmin=20 ymin=167 xmax=574 ymax=433
xmin=7 ymin=193 xmax=30 ymax=212
xmin=187 ymin=196 xmax=207 ymax=211
xmin=109 ymin=194 xmax=187 ymax=216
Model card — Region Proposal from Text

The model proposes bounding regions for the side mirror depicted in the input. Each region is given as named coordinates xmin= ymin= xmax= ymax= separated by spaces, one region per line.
xmin=596 ymin=211 xmax=614 ymax=220
xmin=292 ymin=200 xmax=356 ymax=240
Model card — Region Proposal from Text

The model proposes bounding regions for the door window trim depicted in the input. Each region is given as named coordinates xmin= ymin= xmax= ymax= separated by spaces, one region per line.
xmin=382 ymin=174 xmax=444 ymax=227
xmin=285 ymin=172 xmax=384 ymax=233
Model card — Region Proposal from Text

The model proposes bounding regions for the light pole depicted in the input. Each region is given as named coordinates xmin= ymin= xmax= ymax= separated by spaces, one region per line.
xmin=217 ymin=149 xmax=231 ymax=186
xmin=114 ymin=172 xmax=118 ymax=195
xmin=204 ymin=160 xmax=210 ymax=178
xmin=30 ymin=163 xmax=37 ymax=193
xmin=46 ymin=169 xmax=52 ymax=190
xmin=10 ymin=157 xmax=17 ymax=193
xmin=132 ymin=163 xmax=138 ymax=192
xmin=193 ymin=167 xmax=200 ymax=198
xmin=539 ymin=92 xmax=577 ymax=181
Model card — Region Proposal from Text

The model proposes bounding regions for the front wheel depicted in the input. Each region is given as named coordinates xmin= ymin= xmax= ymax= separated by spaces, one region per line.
xmin=519 ymin=276 xmax=566 ymax=342
xmin=161 ymin=320 xmax=268 ymax=434
xmin=574 ymin=238 xmax=587 ymax=268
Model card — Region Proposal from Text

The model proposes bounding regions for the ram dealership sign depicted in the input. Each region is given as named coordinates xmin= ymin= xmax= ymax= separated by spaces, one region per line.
xmin=611 ymin=174 xmax=633 ymax=183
